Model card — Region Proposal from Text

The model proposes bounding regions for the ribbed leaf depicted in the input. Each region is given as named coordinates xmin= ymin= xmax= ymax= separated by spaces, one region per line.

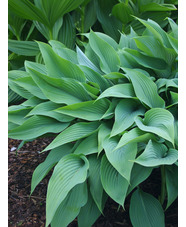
xmin=31 ymin=143 xmax=73 ymax=194
xmin=123 ymin=48 xmax=169 ymax=71
xmin=98 ymin=122 xmax=112 ymax=154
xmin=44 ymin=122 xmax=101 ymax=151
xmin=122 ymin=68 xmax=165 ymax=108
xmin=88 ymin=155 xmax=103 ymax=212
xmin=140 ymin=3 xmax=177 ymax=13
xmin=84 ymin=32 xmax=118 ymax=50
xmin=49 ymin=40 xmax=78 ymax=64
xmin=8 ymin=70 xmax=34 ymax=100
xmin=8 ymin=105 xmax=32 ymax=125
xmin=130 ymin=189 xmax=165 ymax=227
xmin=89 ymin=31 xmax=120 ymax=74
xmin=27 ymin=67 xmax=91 ymax=104
xmin=103 ymin=136 xmax=137 ymax=182
xmin=8 ymin=40 xmax=39 ymax=56
xmin=41 ymin=0 xmax=85 ymax=28
xmin=134 ymin=140 xmax=178 ymax=167
xmin=111 ymin=99 xmax=145 ymax=137
xmin=78 ymin=191 xmax=102 ymax=227
xmin=133 ymin=36 xmax=177 ymax=66
xmin=46 ymin=154 xmax=89 ymax=226
xmin=79 ymin=65 xmax=110 ymax=91
xmin=101 ymin=154 xmax=129 ymax=206
xmin=95 ymin=0 xmax=122 ymax=42
xmin=57 ymin=13 xmax=76 ymax=49
xmin=51 ymin=182 xmax=88 ymax=227
xmin=97 ymin=83 xmax=136 ymax=100
xmin=38 ymin=42 xmax=86 ymax=82
xmin=8 ymin=88 xmax=24 ymax=105
xmin=55 ymin=99 xmax=110 ymax=121
xmin=112 ymin=2 xmax=133 ymax=24
xmin=134 ymin=17 xmax=171 ymax=47
xmin=127 ymin=164 xmax=153 ymax=195
xmin=22 ymin=96 xmax=43 ymax=107
xmin=13 ymin=76 xmax=47 ymax=100
xmin=76 ymin=46 xmax=102 ymax=74
xmin=9 ymin=116 xmax=69 ymax=140
xmin=165 ymin=165 xmax=178 ymax=209
xmin=135 ymin=108 xmax=175 ymax=145
xmin=74 ymin=133 xmax=98 ymax=155
xmin=26 ymin=101 xmax=74 ymax=122
xmin=8 ymin=0 xmax=49 ymax=26
xmin=116 ymin=127 xmax=155 ymax=149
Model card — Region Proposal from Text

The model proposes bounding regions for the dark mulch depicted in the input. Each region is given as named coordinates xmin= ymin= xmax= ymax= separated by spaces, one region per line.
xmin=8 ymin=138 xmax=178 ymax=227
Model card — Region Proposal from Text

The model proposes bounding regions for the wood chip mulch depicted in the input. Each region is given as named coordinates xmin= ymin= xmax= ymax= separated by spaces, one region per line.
xmin=8 ymin=138 xmax=178 ymax=227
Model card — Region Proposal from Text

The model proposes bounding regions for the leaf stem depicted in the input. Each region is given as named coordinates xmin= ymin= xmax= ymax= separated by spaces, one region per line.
xmin=81 ymin=6 xmax=85 ymax=41
xmin=49 ymin=29 xmax=53 ymax=40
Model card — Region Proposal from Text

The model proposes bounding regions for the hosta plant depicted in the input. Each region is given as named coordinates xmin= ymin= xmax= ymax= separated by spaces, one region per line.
xmin=8 ymin=0 xmax=177 ymax=105
xmin=8 ymin=18 xmax=178 ymax=227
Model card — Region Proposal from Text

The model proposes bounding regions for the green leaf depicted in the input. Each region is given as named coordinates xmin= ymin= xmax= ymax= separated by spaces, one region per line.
xmin=78 ymin=191 xmax=102 ymax=227
xmin=127 ymin=164 xmax=153 ymax=195
xmin=76 ymin=47 xmax=102 ymax=74
xmin=89 ymin=31 xmax=120 ymax=74
xmin=140 ymin=3 xmax=177 ymax=12
xmin=8 ymin=88 xmax=24 ymax=105
xmin=135 ymin=108 xmax=175 ymax=145
xmin=97 ymin=83 xmax=136 ymax=100
xmin=165 ymin=165 xmax=178 ymax=209
xmin=44 ymin=122 xmax=101 ymax=151
xmin=27 ymin=67 xmax=91 ymax=104
xmin=116 ymin=127 xmax=155 ymax=149
xmin=26 ymin=101 xmax=74 ymax=122
xmin=134 ymin=140 xmax=178 ymax=167
xmin=88 ymin=155 xmax=103 ymax=212
xmin=51 ymin=182 xmax=88 ymax=227
xmin=79 ymin=65 xmax=110 ymax=91
xmin=74 ymin=133 xmax=98 ymax=155
xmin=122 ymin=68 xmax=165 ymax=108
xmin=31 ymin=143 xmax=73 ymax=194
xmin=123 ymin=48 xmax=169 ymax=71
xmin=8 ymin=40 xmax=40 ymax=56
xmin=101 ymin=154 xmax=129 ymax=206
xmin=55 ymin=99 xmax=110 ymax=121
xmin=98 ymin=122 xmax=112 ymax=154
xmin=129 ymin=189 xmax=165 ymax=227
xmin=49 ymin=40 xmax=78 ymax=64
xmin=111 ymin=99 xmax=145 ymax=137
xmin=46 ymin=154 xmax=89 ymax=226
xmin=133 ymin=36 xmax=177 ymax=66
xmin=38 ymin=42 xmax=86 ymax=82
xmin=8 ymin=105 xmax=32 ymax=125
xmin=9 ymin=115 xmax=69 ymax=140
xmin=57 ymin=13 xmax=76 ymax=49
xmin=8 ymin=0 xmax=49 ymax=27
xmin=112 ymin=2 xmax=133 ymax=24
xmin=8 ymin=70 xmax=34 ymax=100
xmin=13 ymin=76 xmax=47 ymax=100
xmin=95 ymin=0 xmax=122 ymax=42
xmin=41 ymin=0 xmax=85 ymax=28
xmin=168 ymin=18 xmax=178 ymax=39
xmin=134 ymin=17 xmax=171 ymax=47
xmin=103 ymin=136 xmax=137 ymax=182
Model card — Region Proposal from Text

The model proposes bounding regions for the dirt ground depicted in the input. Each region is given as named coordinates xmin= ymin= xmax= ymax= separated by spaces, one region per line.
xmin=8 ymin=138 xmax=178 ymax=227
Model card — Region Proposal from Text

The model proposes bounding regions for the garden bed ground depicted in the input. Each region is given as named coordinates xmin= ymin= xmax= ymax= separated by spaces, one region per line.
xmin=8 ymin=138 xmax=178 ymax=227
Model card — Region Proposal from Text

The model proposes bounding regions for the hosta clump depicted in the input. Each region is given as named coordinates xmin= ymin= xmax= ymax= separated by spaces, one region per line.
xmin=8 ymin=18 xmax=178 ymax=227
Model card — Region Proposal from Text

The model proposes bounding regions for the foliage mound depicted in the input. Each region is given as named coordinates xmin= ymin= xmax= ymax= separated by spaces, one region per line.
xmin=8 ymin=17 xmax=178 ymax=227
